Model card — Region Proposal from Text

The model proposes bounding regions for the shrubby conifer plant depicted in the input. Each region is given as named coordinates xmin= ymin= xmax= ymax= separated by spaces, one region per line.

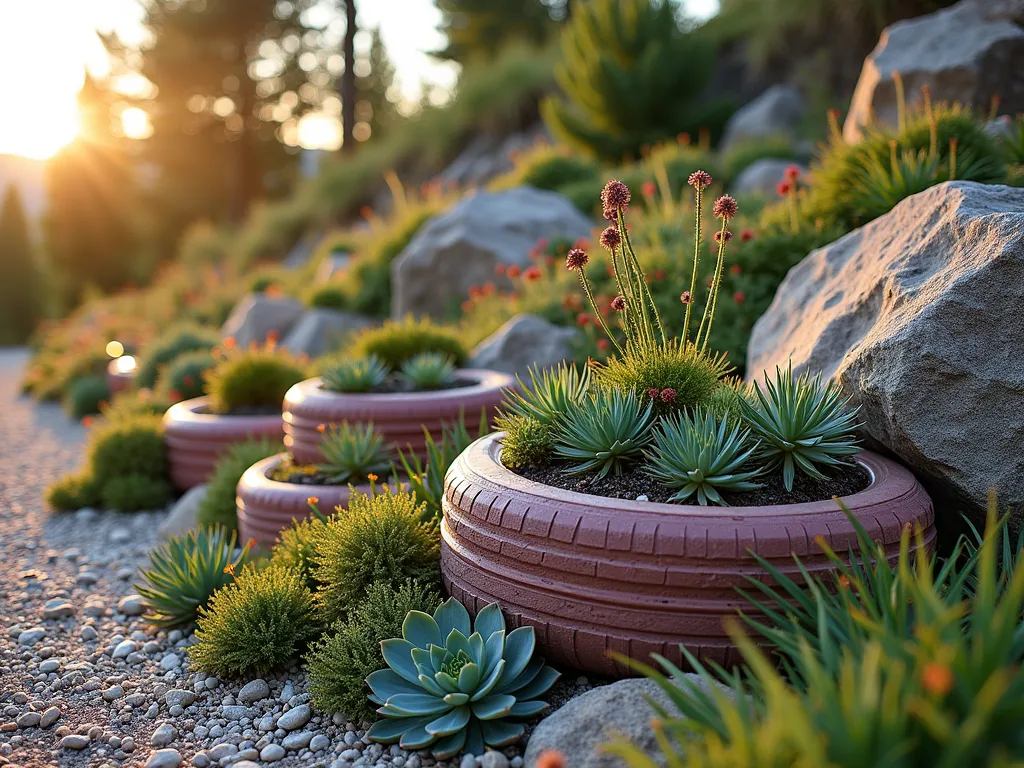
xmin=498 ymin=178 xmax=863 ymax=505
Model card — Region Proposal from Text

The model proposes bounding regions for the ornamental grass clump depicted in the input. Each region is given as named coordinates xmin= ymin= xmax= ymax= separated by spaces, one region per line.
xmin=205 ymin=341 xmax=307 ymax=414
xmin=366 ymin=598 xmax=560 ymax=758
xmin=498 ymin=177 xmax=863 ymax=506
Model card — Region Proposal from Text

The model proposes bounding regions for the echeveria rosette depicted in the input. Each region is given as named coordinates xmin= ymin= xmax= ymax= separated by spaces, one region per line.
xmin=366 ymin=599 xmax=560 ymax=758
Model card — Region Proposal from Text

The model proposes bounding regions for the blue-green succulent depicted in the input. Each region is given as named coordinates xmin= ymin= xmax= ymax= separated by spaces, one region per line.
xmin=366 ymin=598 xmax=560 ymax=758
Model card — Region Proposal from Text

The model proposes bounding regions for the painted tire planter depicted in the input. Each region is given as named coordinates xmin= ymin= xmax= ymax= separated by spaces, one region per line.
xmin=282 ymin=370 xmax=516 ymax=465
xmin=236 ymin=453 xmax=371 ymax=550
xmin=440 ymin=433 xmax=935 ymax=677
xmin=163 ymin=396 xmax=284 ymax=491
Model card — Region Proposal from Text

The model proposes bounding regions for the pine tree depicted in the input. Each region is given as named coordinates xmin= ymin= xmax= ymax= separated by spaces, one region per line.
xmin=433 ymin=0 xmax=556 ymax=65
xmin=341 ymin=0 xmax=358 ymax=154
xmin=541 ymin=0 xmax=734 ymax=161
xmin=356 ymin=28 xmax=397 ymax=142
xmin=43 ymin=75 xmax=140 ymax=305
xmin=0 ymin=184 xmax=36 ymax=344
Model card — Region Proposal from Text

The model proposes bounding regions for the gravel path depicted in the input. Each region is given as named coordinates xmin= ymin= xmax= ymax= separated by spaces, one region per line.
xmin=0 ymin=349 xmax=589 ymax=768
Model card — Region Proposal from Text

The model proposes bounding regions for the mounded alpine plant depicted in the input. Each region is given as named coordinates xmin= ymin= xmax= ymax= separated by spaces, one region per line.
xmin=498 ymin=177 xmax=863 ymax=505
xmin=366 ymin=598 xmax=559 ymax=758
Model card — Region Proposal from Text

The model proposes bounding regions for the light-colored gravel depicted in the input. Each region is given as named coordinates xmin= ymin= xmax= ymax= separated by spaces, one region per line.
xmin=0 ymin=350 xmax=594 ymax=768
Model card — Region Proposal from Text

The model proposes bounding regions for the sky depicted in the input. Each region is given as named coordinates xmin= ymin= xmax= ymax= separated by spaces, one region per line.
xmin=0 ymin=0 xmax=717 ymax=159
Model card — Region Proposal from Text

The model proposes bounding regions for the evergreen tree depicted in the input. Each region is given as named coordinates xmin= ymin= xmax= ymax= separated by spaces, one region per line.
xmin=541 ymin=0 xmax=734 ymax=161
xmin=356 ymin=27 xmax=397 ymax=141
xmin=0 ymin=184 xmax=36 ymax=344
xmin=43 ymin=75 xmax=141 ymax=305
xmin=341 ymin=0 xmax=358 ymax=154
xmin=433 ymin=0 xmax=556 ymax=65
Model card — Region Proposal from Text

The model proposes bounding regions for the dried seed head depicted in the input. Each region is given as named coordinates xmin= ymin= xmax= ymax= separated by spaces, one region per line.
xmin=565 ymin=248 xmax=589 ymax=270
xmin=713 ymin=230 xmax=733 ymax=243
xmin=680 ymin=291 xmax=692 ymax=304
xmin=599 ymin=226 xmax=622 ymax=250
xmin=660 ymin=388 xmax=677 ymax=402
xmin=713 ymin=195 xmax=738 ymax=219
xmin=610 ymin=295 xmax=626 ymax=311
xmin=600 ymin=179 xmax=631 ymax=213
xmin=688 ymin=170 xmax=713 ymax=189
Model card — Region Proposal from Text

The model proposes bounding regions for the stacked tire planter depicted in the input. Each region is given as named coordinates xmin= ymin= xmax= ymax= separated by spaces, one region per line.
xmin=237 ymin=369 xmax=516 ymax=550
xmin=163 ymin=396 xmax=284 ymax=491
xmin=440 ymin=432 xmax=936 ymax=678
xmin=281 ymin=370 xmax=516 ymax=464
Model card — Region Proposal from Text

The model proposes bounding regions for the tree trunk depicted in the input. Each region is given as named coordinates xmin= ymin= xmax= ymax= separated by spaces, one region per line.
xmin=341 ymin=0 xmax=358 ymax=154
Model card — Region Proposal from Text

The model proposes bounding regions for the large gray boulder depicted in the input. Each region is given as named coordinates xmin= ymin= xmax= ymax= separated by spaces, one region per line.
xmin=843 ymin=0 xmax=1024 ymax=142
xmin=391 ymin=187 xmax=593 ymax=320
xmin=524 ymin=677 xmax=725 ymax=768
xmin=280 ymin=309 xmax=375 ymax=358
xmin=721 ymin=85 xmax=805 ymax=151
xmin=747 ymin=181 xmax=1024 ymax=528
xmin=220 ymin=294 xmax=305 ymax=348
xmin=470 ymin=314 xmax=580 ymax=378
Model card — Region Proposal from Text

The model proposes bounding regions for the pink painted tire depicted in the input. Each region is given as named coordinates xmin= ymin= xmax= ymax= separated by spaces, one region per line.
xmin=441 ymin=433 xmax=935 ymax=677
xmin=236 ymin=453 xmax=370 ymax=550
xmin=282 ymin=370 xmax=516 ymax=465
xmin=163 ymin=396 xmax=284 ymax=491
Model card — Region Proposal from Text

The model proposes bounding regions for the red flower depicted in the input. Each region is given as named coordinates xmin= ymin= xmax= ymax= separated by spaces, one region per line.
xmin=535 ymin=751 xmax=565 ymax=768
xmin=647 ymin=388 xmax=660 ymax=399
xmin=482 ymin=282 xmax=496 ymax=296
xmin=507 ymin=265 xmax=521 ymax=278
xmin=468 ymin=286 xmax=482 ymax=299
xmin=660 ymin=388 xmax=677 ymax=403
xmin=642 ymin=181 xmax=657 ymax=198
xmin=524 ymin=267 xmax=542 ymax=281
xmin=461 ymin=300 xmax=473 ymax=313
xmin=566 ymin=248 xmax=589 ymax=270
xmin=784 ymin=164 xmax=802 ymax=181
xmin=495 ymin=264 xmax=506 ymax=276
xmin=600 ymin=226 xmax=622 ymax=250
xmin=776 ymin=180 xmax=792 ymax=196
xmin=688 ymin=170 xmax=712 ymax=189
xmin=600 ymin=179 xmax=631 ymax=215
xmin=712 ymin=195 xmax=738 ymax=219
xmin=596 ymin=338 xmax=610 ymax=351
xmin=729 ymin=264 xmax=742 ymax=276
xmin=610 ymin=295 xmax=626 ymax=311
xmin=921 ymin=663 xmax=954 ymax=697
xmin=679 ymin=291 xmax=692 ymax=304
xmin=81 ymin=416 xmax=94 ymax=427
xmin=740 ymin=228 xmax=755 ymax=242
xmin=733 ymin=291 xmax=746 ymax=303
xmin=576 ymin=313 xmax=591 ymax=327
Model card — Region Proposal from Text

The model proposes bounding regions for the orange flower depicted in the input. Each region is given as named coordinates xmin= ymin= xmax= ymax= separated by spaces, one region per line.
xmin=223 ymin=563 xmax=236 ymax=576
xmin=506 ymin=265 xmax=521 ymax=278
xmin=837 ymin=574 xmax=851 ymax=589
xmin=223 ymin=337 xmax=237 ymax=349
xmin=367 ymin=473 xmax=379 ymax=482
xmin=81 ymin=416 xmax=94 ymax=427
xmin=921 ymin=663 xmax=954 ymax=696
xmin=535 ymin=750 xmax=565 ymax=768
xmin=523 ymin=267 xmax=542 ymax=281
xmin=307 ymin=496 xmax=319 ymax=505
xmin=317 ymin=423 xmax=326 ymax=433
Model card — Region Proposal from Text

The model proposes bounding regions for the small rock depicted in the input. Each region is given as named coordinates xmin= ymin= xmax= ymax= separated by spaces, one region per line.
xmin=145 ymin=748 xmax=182 ymax=768
xmin=60 ymin=734 xmax=91 ymax=750
xmin=260 ymin=744 xmax=286 ymax=762
xmin=117 ymin=595 xmax=146 ymax=616
xmin=237 ymin=679 xmax=270 ymax=704
xmin=310 ymin=734 xmax=330 ymax=752
xmin=159 ymin=653 xmax=182 ymax=671
xmin=222 ymin=705 xmax=249 ymax=721
xmin=17 ymin=627 xmax=46 ymax=646
xmin=112 ymin=640 xmax=135 ymax=659
xmin=460 ymin=754 xmax=477 ymax=768
xmin=101 ymin=685 xmax=124 ymax=702
xmin=165 ymin=689 xmax=196 ymax=708
xmin=40 ymin=707 xmax=61 ymax=728
xmin=481 ymin=752 xmax=510 ymax=768
xmin=42 ymin=599 xmax=75 ymax=620
xmin=80 ymin=625 xmax=98 ymax=641
xmin=15 ymin=712 xmax=40 ymax=729
xmin=39 ymin=659 xmax=60 ymax=673
xmin=150 ymin=723 xmax=177 ymax=747
xmin=76 ymin=570 xmax=100 ymax=585
xmin=192 ymin=753 xmax=210 ymax=768
xmin=277 ymin=704 xmax=310 ymax=731
xmin=282 ymin=730 xmax=313 ymax=750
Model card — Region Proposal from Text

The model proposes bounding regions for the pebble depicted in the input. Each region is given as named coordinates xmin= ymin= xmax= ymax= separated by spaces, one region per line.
xmin=76 ymin=570 xmax=100 ymax=585
xmin=145 ymin=748 xmax=182 ymax=768
xmin=101 ymin=685 xmax=124 ymax=702
xmin=42 ymin=599 xmax=75 ymax=619
xmin=461 ymin=755 xmax=478 ymax=768
xmin=40 ymin=706 xmax=61 ymax=728
xmin=277 ymin=704 xmax=311 ymax=731
xmin=233 ymin=763 xmax=261 ymax=768
xmin=165 ymin=689 xmax=196 ymax=708
xmin=39 ymin=658 xmax=60 ymax=673
xmin=15 ymin=712 xmax=40 ymax=729
xmin=192 ymin=753 xmax=210 ymax=768
xmin=282 ymin=730 xmax=314 ymax=750
xmin=112 ymin=639 xmax=135 ymax=659
xmin=150 ymin=723 xmax=177 ymax=747
xmin=159 ymin=653 xmax=182 ymax=670
xmin=481 ymin=752 xmax=511 ymax=768
xmin=237 ymin=678 xmax=270 ymax=703
xmin=80 ymin=625 xmax=98 ymax=641
xmin=260 ymin=744 xmax=286 ymax=761
xmin=117 ymin=594 xmax=146 ymax=616
xmin=17 ymin=627 xmax=46 ymax=646
xmin=222 ymin=705 xmax=249 ymax=721
xmin=310 ymin=734 xmax=330 ymax=752
xmin=59 ymin=734 xmax=91 ymax=750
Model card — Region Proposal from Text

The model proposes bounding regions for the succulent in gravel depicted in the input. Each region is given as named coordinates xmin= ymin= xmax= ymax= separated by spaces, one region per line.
xmin=321 ymin=355 xmax=389 ymax=394
xmin=500 ymin=362 xmax=591 ymax=426
xmin=367 ymin=598 xmax=559 ymax=758
xmin=317 ymin=422 xmax=391 ymax=484
xmin=740 ymin=364 xmax=861 ymax=491
xmin=553 ymin=387 xmax=653 ymax=477
xmin=644 ymin=408 xmax=761 ymax=505
xmin=136 ymin=525 xmax=251 ymax=627
xmin=400 ymin=352 xmax=457 ymax=390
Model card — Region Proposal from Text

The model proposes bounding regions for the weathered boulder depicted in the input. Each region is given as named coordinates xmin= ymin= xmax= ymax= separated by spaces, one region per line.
xmin=747 ymin=181 xmax=1024 ymax=529
xmin=438 ymin=124 xmax=550 ymax=188
xmin=844 ymin=0 xmax=1024 ymax=142
xmin=730 ymin=159 xmax=808 ymax=198
xmin=391 ymin=187 xmax=593 ymax=319
xmin=721 ymin=85 xmax=805 ymax=151
xmin=524 ymin=677 xmax=725 ymax=768
xmin=280 ymin=309 xmax=374 ymax=358
xmin=469 ymin=314 xmax=580 ymax=378
xmin=159 ymin=484 xmax=207 ymax=540
xmin=220 ymin=294 xmax=305 ymax=348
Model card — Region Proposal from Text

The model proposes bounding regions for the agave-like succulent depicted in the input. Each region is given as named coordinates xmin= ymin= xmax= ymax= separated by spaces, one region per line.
xmin=644 ymin=408 xmax=761 ymax=505
xmin=366 ymin=598 xmax=560 ymax=758
xmin=322 ymin=355 xmax=389 ymax=393
xmin=400 ymin=352 xmax=457 ymax=390
xmin=501 ymin=362 xmax=591 ymax=426
xmin=318 ymin=422 xmax=391 ymax=483
xmin=136 ymin=526 xmax=250 ymax=627
xmin=740 ymin=364 xmax=861 ymax=491
xmin=553 ymin=386 xmax=653 ymax=477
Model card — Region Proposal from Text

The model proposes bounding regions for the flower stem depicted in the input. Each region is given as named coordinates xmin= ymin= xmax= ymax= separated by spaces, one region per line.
xmin=696 ymin=218 xmax=730 ymax=352
xmin=682 ymin=184 xmax=703 ymax=345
